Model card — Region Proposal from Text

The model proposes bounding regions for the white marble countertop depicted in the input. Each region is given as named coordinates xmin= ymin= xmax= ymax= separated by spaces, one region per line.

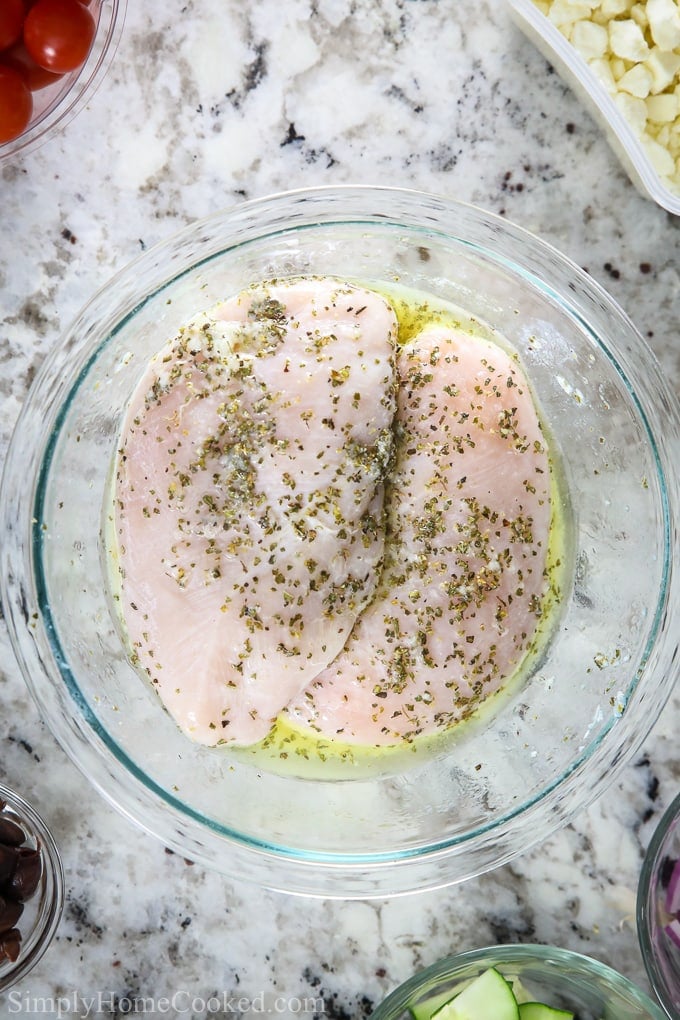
xmin=1 ymin=0 xmax=679 ymax=1016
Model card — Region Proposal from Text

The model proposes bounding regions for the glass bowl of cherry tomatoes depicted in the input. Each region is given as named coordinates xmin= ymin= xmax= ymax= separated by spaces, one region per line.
xmin=0 ymin=0 xmax=126 ymax=160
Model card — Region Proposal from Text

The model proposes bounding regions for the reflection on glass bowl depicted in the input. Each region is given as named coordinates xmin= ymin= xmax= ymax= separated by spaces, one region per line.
xmin=1 ymin=186 xmax=679 ymax=898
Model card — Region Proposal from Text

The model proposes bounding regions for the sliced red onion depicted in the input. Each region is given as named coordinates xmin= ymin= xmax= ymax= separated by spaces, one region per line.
xmin=665 ymin=857 xmax=680 ymax=915
xmin=665 ymin=918 xmax=680 ymax=950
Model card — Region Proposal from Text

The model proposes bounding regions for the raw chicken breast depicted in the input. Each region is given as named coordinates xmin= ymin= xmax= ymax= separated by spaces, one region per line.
xmin=285 ymin=323 xmax=553 ymax=746
xmin=114 ymin=278 xmax=397 ymax=746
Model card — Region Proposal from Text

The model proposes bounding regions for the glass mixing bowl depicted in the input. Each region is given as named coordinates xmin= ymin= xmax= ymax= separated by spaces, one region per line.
xmin=1 ymin=186 xmax=679 ymax=897
xmin=370 ymin=945 xmax=667 ymax=1019
xmin=637 ymin=792 xmax=680 ymax=1019
xmin=0 ymin=0 xmax=127 ymax=162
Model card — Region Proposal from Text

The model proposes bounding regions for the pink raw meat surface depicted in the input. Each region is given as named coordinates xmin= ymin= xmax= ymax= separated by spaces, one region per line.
xmin=114 ymin=277 xmax=398 ymax=746
xmin=284 ymin=322 xmax=553 ymax=746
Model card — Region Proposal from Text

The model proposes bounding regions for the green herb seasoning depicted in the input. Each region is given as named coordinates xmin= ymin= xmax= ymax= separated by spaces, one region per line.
xmin=111 ymin=276 xmax=565 ymax=775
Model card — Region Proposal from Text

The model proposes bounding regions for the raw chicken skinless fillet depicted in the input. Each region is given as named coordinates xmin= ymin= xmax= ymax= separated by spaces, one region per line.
xmin=114 ymin=278 xmax=398 ymax=746
xmin=285 ymin=322 xmax=553 ymax=746
xmin=115 ymin=277 xmax=553 ymax=749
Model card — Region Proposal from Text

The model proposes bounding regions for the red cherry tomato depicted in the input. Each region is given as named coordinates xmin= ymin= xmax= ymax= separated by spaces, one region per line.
xmin=0 ymin=0 xmax=25 ymax=51
xmin=24 ymin=0 xmax=95 ymax=74
xmin=3 ymin=39 xmax=63 ymax=90
xmin=0 ymin=65 xmax=33 ymax=142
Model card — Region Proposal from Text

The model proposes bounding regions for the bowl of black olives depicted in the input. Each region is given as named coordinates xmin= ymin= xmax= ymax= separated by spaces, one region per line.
xmin=0 ymin=783 xmax=63 ymax=991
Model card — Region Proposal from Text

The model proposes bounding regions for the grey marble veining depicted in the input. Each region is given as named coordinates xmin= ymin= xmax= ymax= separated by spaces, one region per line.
xmin=1 ymin=0 xmax=679 ymax=1016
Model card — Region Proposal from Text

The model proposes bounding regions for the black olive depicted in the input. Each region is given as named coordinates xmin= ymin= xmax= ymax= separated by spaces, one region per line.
xmin=0 ymin=844 xmax=19 ymax=885
xmin=0 ymin=896 xmax=23 ymax=934
xmin=0 ymin=802 xmax=45 ymax=967
xmin=0 ymin=928 xmax=22 ymax=963
xmin=0 ymin=817 xmax=26 ymax=847
xmin=6 ymin=848 xmax=41 ymax=901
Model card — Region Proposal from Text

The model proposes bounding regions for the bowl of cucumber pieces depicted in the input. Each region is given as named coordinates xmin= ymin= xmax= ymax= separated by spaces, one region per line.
xmin=371 ymin=944 xmax=666 ymax=1020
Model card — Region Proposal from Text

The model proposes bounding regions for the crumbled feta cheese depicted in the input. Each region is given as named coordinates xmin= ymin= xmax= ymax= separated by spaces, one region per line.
xmin=589 ymin=56 xmax=619 ymax=93
xmin=645 ymin=46 xmax=680 ymax=93
xmin=571 ymin=19 xmax=609 ymax=58
xmin=600 ymin=0 xmax=633 ymax=16
xmin=548 ymin=0 xmax=597 ymax=24
xmin=669 ymin=122 xmax=680 ymax=158
xmin=618 ymin=64 xmax=654 ymax=97
xmin=609 ymin=18 xmax=651 ymax=59
xmin=646 ymin=92 xmax=679 ymax=122
xmin=630 ymin=3 xmax=650 ymax=29
xmin=641 ymin=133 xmax=677 ymax=172
xmin=533 ymin=0 xmax=680 ymax=191
xmin=614 ymin=91 xmax=650 ymax=134
xmin=610 ymin=57 xmax=628 ymax=80
xmin=646 ymin=0 xmax=680 ymax=49
xmin=655 ymin=123 xmax=671 ymax=146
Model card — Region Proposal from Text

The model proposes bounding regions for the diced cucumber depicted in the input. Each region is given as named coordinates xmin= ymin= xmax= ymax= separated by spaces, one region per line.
xmin=431 ymin=967 xmax=520 ymax=1020
xmin=410 ymin=987 xmax=466 ymax=1020
xmin=407 ymin=966 xmax=581 ymax=1020
xmin=508 ymin=976 xmax=534 ymax=1005
xmin=518 ymin=1003 xmax=574 ymax=1020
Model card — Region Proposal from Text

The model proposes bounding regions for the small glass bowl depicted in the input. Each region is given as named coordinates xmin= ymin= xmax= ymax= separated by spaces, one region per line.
xmin=2 ymin=186 xmax=680 ymax=898
xmin=637 ymin=791 xmax=680 ymax=1019
xmin=507 ymin=0 xmax=680 ymax=216
xmin=0 ymin=783 xmax=64 ymax=992
xmin=0 ymin=0 xmax=127 ymax=162
xmin=371 ymin=944 xmax=667 ymax=1020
